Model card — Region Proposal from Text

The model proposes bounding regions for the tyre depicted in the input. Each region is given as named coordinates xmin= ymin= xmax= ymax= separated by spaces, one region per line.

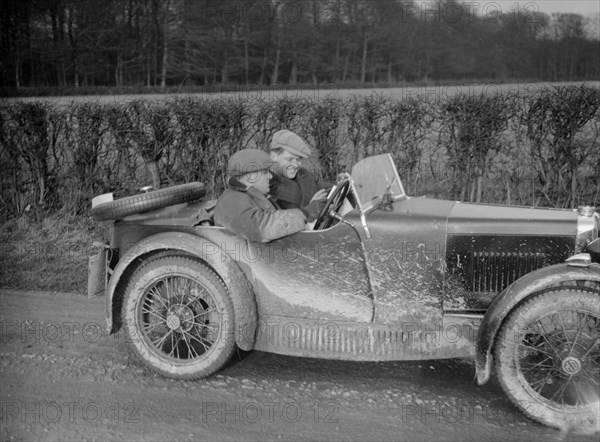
xmin=92 ymin=182 xmax=205 ymax=221
xmin=494 ymin=288 xmax=600 ymax=431
xmin=122 ymin=255 xmax=235 ymax=379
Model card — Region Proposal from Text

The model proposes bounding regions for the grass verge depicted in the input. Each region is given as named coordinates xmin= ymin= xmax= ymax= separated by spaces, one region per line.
xmin=0 ymin=213 xmax=111 ymax=294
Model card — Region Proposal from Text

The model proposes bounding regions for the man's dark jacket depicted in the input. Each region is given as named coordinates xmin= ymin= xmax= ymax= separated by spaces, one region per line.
xmin=269 ymin=167 xmax=329 ymax=209
xmin=214 ymin=178 xmax=306 ymax=243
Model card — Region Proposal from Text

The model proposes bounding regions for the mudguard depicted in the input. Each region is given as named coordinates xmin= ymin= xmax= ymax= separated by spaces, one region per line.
xmin=475 ymin=261 xmax=600 ymax=385
xmin=105 ymin=232 xmax=257 ymax=351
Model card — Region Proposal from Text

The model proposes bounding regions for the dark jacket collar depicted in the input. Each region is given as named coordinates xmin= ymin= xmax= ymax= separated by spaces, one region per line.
xmin=227 ymin=177 xmax=248 ymax=192
xmin=227 ymin=177 xmax=279 ymax=208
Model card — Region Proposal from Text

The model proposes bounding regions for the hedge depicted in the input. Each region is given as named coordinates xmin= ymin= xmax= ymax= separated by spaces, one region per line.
xmin=1 ymin=85 xmax=598 ymax=221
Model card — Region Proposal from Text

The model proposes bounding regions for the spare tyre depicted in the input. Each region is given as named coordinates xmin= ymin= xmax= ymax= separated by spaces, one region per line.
xmin=92 ymin=182 xmax=206 ymax=221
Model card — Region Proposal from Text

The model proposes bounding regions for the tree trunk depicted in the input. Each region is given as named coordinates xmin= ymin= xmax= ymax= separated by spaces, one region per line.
xmin=160 ymin=0 xmax=170 ymax=89
xmin=15 ymin=54 xmax=21 ymax=88
xmin=244 ymin=38 xmax=249 ymax=84
xmin=460 ymin=182 xmax=467 ymax=202
xmin=361 ymin=30 xmax=368 ymax=83
xmin=146 ymin=56 xmax=151 ymax=87
xmin=334 ymin=38 xmax=340 ymax=83
xmin=147 ymin=161 xmax=161 ymax=189
xmin=115 ymin=53 xmax=122 ymax=87
xmin=333 ymin=0 xmax=341 ymax=83
xmin=272 ymin=45 xmax=280 ymax=84
xmin=570 ymin=165 xmax=578 ymax=207
xmin=342 ymin=51 xmax=350 ymax=83
xmin=183 ymin=21 xmax=190 ymax=81
xmin=290 ymin=57 xmax=297 ymax=84
xmin=222 ymin=48 xmax=229 ymax=84
xmin=152 ymin=0 xmax=159 ymax=86
xmin=67 ymin=7 xmax=77 ymax=88
xmin=259 ymin=50 xmax=268 ymax=85
xmin=74 ymin=68 xmax=79 ymax=87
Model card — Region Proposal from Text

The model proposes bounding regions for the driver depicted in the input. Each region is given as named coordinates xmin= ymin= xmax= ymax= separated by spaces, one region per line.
xmin=214 ymin=149 xmax=326 ymax=243
xmin=268 ymin=130 xmax=330 ymax=209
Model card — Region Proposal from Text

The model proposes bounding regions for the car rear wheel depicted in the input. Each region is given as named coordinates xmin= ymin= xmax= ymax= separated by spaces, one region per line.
xmin=494 ymin=288 xmax=600 ymax=431
xmin=122 ymin=255 xmax=235 ymax=379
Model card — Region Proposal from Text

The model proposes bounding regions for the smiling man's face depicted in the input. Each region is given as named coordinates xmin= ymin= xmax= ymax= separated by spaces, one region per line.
xmin=270 ymin=150 xmax=303 ymax=179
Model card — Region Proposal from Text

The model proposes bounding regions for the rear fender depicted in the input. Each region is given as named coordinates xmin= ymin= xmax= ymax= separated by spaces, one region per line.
xmin=475 ymin=262 xmax=600 ymax=385
xmin=106 ymin=232 xmax=257 ymax=350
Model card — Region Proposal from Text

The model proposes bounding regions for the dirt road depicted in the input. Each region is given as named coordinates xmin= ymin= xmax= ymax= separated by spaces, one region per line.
xmin=0 ymin=289 xmax=597 ymax=441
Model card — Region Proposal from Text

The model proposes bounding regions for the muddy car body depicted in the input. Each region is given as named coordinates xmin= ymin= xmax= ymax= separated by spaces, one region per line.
xmin=90 ymin=154 xmax=600 ymax=430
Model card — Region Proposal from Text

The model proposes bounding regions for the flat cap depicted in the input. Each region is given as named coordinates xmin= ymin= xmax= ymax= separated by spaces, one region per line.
xmin=270 ymin=130 xmax=311 ymax=158
xmin=227 ymin=149 xmax=275 ymax=177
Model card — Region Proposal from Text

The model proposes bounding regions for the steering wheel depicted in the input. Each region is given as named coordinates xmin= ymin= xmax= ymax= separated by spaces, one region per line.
xmin=313 ymin=179 xmax=351 ymax=230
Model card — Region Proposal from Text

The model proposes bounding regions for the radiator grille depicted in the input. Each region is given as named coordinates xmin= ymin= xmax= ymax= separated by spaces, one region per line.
xmin=469 ymin=251 xmax=546 ymax=292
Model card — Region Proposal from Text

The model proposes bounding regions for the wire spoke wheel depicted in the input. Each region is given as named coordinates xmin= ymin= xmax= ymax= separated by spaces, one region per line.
xmin=122 ymin=256 xmax=235 ymax=379
xmin=139 ymin=275 xmax=220 ymax=361
xmin=517 ymin=310 xmax=599 ymax=406
xmin=495 ymin=288 xmax=600 ymax=431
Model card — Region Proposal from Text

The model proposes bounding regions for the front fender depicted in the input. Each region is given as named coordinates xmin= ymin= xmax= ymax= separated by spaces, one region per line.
xmin=475 ymin=262 xmax=600 ymax=385
xmin=105 ymin=231 xmax=257 ymax=351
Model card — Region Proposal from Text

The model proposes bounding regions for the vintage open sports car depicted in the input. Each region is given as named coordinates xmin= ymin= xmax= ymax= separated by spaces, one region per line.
xmin=88 ymin=154 xmax=600 ymax=430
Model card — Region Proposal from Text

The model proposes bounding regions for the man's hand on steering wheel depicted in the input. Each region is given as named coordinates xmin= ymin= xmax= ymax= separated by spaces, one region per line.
xmin=310 ymin=188 xmax=329 ymax=202
xmin=301 ymin=198 xmax=328 ymax=222
xmin=313 ymin=178 xmax=351 ymax=230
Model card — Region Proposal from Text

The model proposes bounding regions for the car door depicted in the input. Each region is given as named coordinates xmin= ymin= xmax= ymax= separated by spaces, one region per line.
xmin=222 ymin=221 xmax=373 ymax=357
xmin=242 ymin=222 xmax=373 ymax=322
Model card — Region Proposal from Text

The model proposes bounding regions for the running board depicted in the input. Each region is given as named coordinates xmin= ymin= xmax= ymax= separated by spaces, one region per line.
xmin=251 ymin=315 xmax=481 ymax=361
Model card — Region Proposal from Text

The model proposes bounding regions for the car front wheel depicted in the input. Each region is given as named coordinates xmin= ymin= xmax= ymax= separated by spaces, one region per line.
xmin=494 ymin=288 xmax=600 ymax=431
xmin=122 ymin=255 xmax=235 ymax=379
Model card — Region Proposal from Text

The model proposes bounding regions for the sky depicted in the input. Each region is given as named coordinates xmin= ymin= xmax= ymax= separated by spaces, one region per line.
xmin=493 ymin=1 xmax=600 ymax=15
xmin=477 ymin=1 xmax=600 ymax=39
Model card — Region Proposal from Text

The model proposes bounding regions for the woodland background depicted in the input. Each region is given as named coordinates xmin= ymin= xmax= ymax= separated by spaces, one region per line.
xmin=1 ymin=0 xmax=599 ymax=91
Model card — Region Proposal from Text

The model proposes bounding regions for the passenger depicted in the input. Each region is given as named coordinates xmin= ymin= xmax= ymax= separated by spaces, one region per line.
xmin=268 ymin=130 xmax=330 ymax=209
xmin=214 ymin=149 xmax=326 ymax=243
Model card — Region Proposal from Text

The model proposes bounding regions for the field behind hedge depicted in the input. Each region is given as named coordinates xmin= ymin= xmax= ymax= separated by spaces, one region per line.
xmin=1 ymin=83 xmax=599 ymax=222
